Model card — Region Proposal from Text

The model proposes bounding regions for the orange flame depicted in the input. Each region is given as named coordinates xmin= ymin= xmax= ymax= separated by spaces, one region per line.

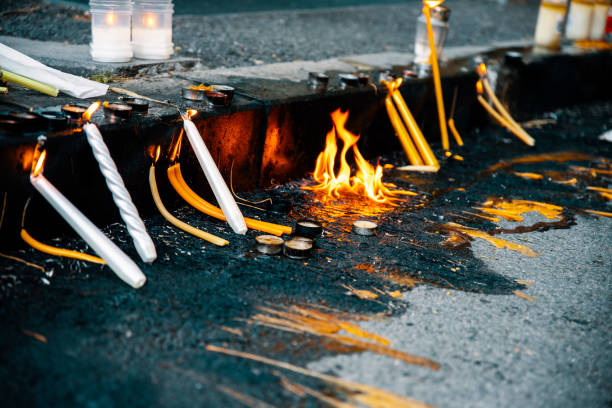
xmin=186 ymin=109 xmax=198 ymax=120
xmin=476 ymin=80 xmax=484 ymax=94
xmin=424 ymin=0 xmax=444 ymax=8
xmin=32 ymin=150 xmax=46 ymax=177
xmin=477 ymin=63 xmax=487 ymax=77
xmin=83 ymin=102 xmax=101 ymax=121
xmin=303 ymin=109 xmax=414 ymax=205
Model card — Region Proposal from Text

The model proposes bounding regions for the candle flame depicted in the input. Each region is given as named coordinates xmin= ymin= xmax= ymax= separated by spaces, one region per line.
xmin=476 ymin=80 xmax=484 ymax=94
xmin=169 ymin=130 xmax=183 ymax=162
xmin=424 ymin=0 xmax=444 ymax=8
xmin=106 ymin=13 xmax=116 ymax=25
xmin=477 ymin=63 xmax=487 ymax=77
xmin=32 ymin=150 xmax=46 ymax=177
xmin=83 ymin=102 xmax=101 ymax=121
xmin=154 ymin=146 xmax=161 ymax=163
xmin=187 ymin=109 xmax=198 ymax=119
xmin=302 ymin=109 xmax=414 ymax=205
xmin=144 ymin=14 xmax=157 ymax=28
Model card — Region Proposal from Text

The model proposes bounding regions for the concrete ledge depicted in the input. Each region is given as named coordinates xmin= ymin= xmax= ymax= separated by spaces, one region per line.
xmin=0 ymin=36 xmax=201 ymax=77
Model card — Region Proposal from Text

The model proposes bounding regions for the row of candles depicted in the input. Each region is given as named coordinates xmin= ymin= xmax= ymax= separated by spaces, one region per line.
xmin=90 ymin=0 xmax=174 ymax=62
xmin=534 ymin=0 xmax=611 ymax=49
xmin=27 ymin=102 xmax=291 ymax=289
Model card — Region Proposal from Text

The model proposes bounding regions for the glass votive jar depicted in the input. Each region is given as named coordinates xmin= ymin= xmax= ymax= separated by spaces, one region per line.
xmin=132 ymin=0 xmax=174 ymax=59
xmin=414 ymin=5 xmax=451 ymax=67
xmin=565 ymin=0 xmax=595 ymax=40
xmin=534 ymin=0 xmax=568 ymax=49
xmin=590 ymin=0 xmax=611 ymax=40
xmin=89 ymin=0 xmax=133 ymax=62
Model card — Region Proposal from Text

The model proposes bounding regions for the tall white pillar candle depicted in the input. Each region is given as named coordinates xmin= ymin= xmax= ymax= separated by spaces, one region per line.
xmin=182 ymin=118 xmax=247 ymax=235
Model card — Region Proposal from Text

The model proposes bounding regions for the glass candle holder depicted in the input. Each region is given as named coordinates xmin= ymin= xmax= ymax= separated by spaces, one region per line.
xmin=534 ymin=0 xmax=568 ymax=49
xmin=132 ymin=0 xmax=174 ymax=60
xmin=89 ymin=0 xmax=133 ymax=62
xmin=414 ymin=5 xmax=451 ymax=67
xmin=590 ymin=0 xmax=611 ymax=40
xmin=566 ymin=0 xmax=595 ymax=40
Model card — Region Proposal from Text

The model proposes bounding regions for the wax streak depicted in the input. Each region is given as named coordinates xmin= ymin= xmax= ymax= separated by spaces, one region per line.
xmin=167 ymin=163 xmax=292 ymax=236
xmin=149 ymin=164 xmax=229 ymax=246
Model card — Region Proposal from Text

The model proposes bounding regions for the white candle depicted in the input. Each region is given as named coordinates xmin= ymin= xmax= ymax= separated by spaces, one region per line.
xmin=83 ymin=123 xmax=157 ymax=263
xmin=30 ymin=172 xmax=146 ymax=289
xmin=566 ymin=0 xmax=595 ymax=40
xmin=534 ymin=1 xmax=568 ymax=49
xmin=182 ymin=118 xmax=247 ymax=235
xmin=590 ymin=1 xmax=611 ymax=39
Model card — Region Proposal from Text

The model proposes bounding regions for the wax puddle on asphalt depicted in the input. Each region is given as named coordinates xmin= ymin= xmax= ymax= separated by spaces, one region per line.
xmin=305 ymin=214 xmax=612 ymax=408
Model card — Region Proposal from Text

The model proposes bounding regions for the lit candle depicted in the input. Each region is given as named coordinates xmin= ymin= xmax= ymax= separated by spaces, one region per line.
xmin=132 ymin=1 xmax=174 ymax=60
xmin=82 ymin=103 xmax=158 ymax=263
xmin=423 ymin=0 xmax=450 ymax=151
xmin=566 ymin=0 xmax=595 ymax=41
xmin=534 ymin=0 xmax=568 ymax=49
xmin=89 ymin=3 xmax=133 ymax=62
xmin=29 ymin=138 xmax=146 ymax=289
xmin=181 ymin=112 xmax=247 ymax=235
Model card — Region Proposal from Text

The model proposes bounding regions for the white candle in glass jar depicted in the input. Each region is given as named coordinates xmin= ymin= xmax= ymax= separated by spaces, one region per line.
xmin=566 ymin=0 xmax=595 ymax=40
xmin=132 ymin=12 xmax=173 ymax=59
xmin=590 ymin=1 xmax=611 ymax=39
xmin=534 ymin=1 xmax=568 ymax=49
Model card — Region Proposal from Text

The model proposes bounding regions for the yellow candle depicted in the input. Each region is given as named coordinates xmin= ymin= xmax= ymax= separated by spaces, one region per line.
xmin=482 ymin=78 xmax=535 ymax=146
xmin=384 ymin=96 xmax=424 ymax=166
xmin=149 ymin=164 xmax=229 ymax=246
xmin=423 ymin=4 xmax=450 ymax=151
xmin=167 ymin=163 xmax=292 ymax=236
xmin=447 ymin=118 xmax=464 ymax=146
xmin=390 ymin=81 xmax=439 ymax=167
xmin=21 ymin=229 xmax=105 ymax=264
xmin=1 ymin=69 xmax=59 ymax=97
xmin=477 ymin=95 xmax=534 ymax=146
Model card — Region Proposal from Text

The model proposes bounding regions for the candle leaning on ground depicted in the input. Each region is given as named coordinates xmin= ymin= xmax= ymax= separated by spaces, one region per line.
xmin=82 ymin=103 xmax=157 ymax=263
xmin=447 ymin=118 xmax=464 ymax=146
xmin=167 ymin=163 xmax=292 ymax=236
xmin=30 ymin=146 xmax=146 ymax=289
xmin=423 ymin=2 xmax=450 ymax=151
xmin=21 ymin=229 xmax=105 ymax=264
xmin=0 ymin=69 xmax=59 ymax=97
xmin=149 ymin=164 xmax=229 ymax=246
xmin=384 ymin=96 xmax=423 ymax=166
xmin=481 ymin=78 xmax=534 ymax=146
xmin=181 ymin=115 xmax=247 ymax=235
xmin=388 ymin=79 xmax=440 ymax=167
xmin=477 ymin=95 xmax=535 ymax=146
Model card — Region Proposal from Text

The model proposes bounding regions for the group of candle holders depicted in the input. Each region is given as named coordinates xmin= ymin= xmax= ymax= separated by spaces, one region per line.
xmin=90 ymin=0 xmax=174 ymax=62
xmin=534 ymin=0 xmax=611 ymax=50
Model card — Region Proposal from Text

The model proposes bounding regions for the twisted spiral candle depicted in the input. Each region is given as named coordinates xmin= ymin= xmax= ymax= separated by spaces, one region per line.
xmin=83 ymin=123 xmax=157 ymax=263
